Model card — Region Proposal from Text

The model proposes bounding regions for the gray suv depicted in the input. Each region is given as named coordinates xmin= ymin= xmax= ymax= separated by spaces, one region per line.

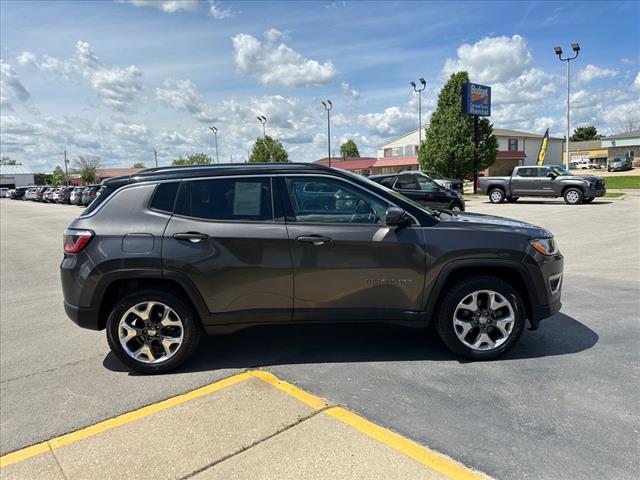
xmin=61 ymin=163 xmax=563 ymax=373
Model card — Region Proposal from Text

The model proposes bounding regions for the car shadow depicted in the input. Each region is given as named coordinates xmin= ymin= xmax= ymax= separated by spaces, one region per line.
xmin=103 ymin=313 xmax=598 ymax=375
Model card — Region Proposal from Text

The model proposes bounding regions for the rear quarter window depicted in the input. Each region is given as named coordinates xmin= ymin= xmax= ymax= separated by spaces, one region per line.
xmin=150 ymin=182 xmax=180 ymax=213
xmin=81 ymin=186 xmax=115 ymax=215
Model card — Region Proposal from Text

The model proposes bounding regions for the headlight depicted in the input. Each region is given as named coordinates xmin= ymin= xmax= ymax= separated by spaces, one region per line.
xmin=529 ymin=238 xmax=558 ymax=256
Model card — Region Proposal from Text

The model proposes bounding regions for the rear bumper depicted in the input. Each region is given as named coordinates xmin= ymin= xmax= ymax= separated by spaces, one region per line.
xmin=64 ymin=301 xmax=102 ymax=330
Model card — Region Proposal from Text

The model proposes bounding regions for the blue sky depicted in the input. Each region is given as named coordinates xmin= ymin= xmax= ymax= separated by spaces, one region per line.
xmin=1 ymin=0 xmax=638 ymax=171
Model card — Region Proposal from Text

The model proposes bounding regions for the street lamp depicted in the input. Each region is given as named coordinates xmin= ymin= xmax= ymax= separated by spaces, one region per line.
xmin=554 ymin=43 xmax=580 ymax=169
xmin=257 ymin=116 xmax=267 ymax=138
xmin=209 ymin=126 xmax=219 ymax=163
xmin=63 ymin=150 xmax=69 ymax=186
xmin=411 ymin=78 xmax=426 ymax=156
xmin=321 ymin=100 xmax=333 ymax=167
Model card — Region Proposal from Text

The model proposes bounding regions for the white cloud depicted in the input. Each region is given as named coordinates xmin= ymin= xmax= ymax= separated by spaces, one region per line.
xmin=633 ymin=72 xmax=640 ymax=91
xmin=577 ymin=64 xmax=618 ymax=84
xmin=356 ymin=106 xmax=417 ymax=136
xmin=341 ymin=81 xmax=361 ymax=100
xmin=16 ymin=51 xmax=37 ymax=67
xmin=0 ymin=61 xmax=31 ymax=111
xmin=122 ymin=0 xmax=199 ymax=13
xmin=232 ymin=29 xmax=336 ymax=87
xmin=155 ymin=78 xmax=218 ymax=122
xmin=209 ymin=1 xmax=233 ymax=18
xmin=442 ymin=35 xmax=532 ymax=84
xmin=621 ymin=58 xmax=637 ymax=66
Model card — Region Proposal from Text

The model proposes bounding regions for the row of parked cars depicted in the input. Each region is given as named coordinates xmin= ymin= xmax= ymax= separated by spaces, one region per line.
xmin=5 ymin=185 xmax=101 ymax=206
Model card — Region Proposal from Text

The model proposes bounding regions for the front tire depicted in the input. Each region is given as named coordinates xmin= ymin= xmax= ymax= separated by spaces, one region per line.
xmin=435 ymin=276 xmax=526 ymax=360
xmin=449 ymin=201 xmax=464 ymax=212
xmin=564 ymin=188 xmax=583 ymax=205
xmin=488 ymin=188 xmax=505 ymax=204
xmin=106 ymin=290 xmax=202 ymax=374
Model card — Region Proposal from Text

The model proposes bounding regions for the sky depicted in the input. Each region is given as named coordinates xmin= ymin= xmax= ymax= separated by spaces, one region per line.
xmin=1 ymin=0 xmax=639 ymax=172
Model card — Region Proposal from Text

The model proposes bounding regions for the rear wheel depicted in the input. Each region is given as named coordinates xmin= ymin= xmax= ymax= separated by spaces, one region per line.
xmin=106 ymin=290 xmax=202 ymax=374
xmin=435 ymin=276 xmax=526 ymax=360
xmin=564 ymin=188 xmax=583 ymax=205
xmin=489 ymin=188 xmax=505 ymax=204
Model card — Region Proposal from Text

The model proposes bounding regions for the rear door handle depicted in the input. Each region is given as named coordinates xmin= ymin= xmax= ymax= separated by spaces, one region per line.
xmin=173 ymin=232 xmax=209 ymax=243
xmin=297 ymin=235 xmax=331 ymax=246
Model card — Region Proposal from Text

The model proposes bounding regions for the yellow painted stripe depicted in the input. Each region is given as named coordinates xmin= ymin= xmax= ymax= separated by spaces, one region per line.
xmin=325 ymin=406 xmax=490 ymax=480
xmin=249 ymin=370 xmax=327 ymax=410
xmin=0 ymin=371 xmax=254 ymax=468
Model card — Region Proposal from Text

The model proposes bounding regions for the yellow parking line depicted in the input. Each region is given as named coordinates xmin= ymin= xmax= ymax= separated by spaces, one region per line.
xmin=325 ymin=406 xmax=489 ymax=480
xmin=0 ymin=371 xmax=254 ymax=468
xmin=249 ymin=370 xmax=327 ymax=410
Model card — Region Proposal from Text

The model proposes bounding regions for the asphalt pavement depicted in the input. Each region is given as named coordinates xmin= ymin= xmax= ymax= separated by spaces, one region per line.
xmin=1 ymin=194 xmax=638 ymax=480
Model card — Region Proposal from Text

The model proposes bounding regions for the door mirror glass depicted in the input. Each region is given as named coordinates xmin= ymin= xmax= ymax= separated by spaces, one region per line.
xmin=385 ymin=206 xmax=410 ymax=227
xmin=547 ymin=172 xmax=556 ymax=178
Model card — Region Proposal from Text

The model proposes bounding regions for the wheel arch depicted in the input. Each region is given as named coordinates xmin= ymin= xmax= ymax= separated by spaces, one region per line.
xmin=561 ymin=183 xmax=585 ymax=196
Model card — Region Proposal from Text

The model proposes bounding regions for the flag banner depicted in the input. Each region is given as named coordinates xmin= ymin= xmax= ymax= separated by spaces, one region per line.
xmin=537 ymin=128 xmax=549 ymax=165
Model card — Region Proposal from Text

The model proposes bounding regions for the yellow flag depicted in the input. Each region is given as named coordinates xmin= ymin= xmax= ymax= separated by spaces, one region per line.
xmin=537 ymin=128 xmax=549 ymax=166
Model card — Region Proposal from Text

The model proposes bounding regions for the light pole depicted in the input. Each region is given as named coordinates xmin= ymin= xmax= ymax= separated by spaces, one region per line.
xmin=321 ymin=100 xmax=333 ymax=167
xmin=257 ymin=116 xmax=267 ymax=138
xmin=554 ymin=43 xmax=580 ymax=170
xmin=209 ymin=126 xmax=219 ymax=163
xmin=411 ymin=78 xmax=426 ymax=157
xmin=63 ymin=150 xmax=69 ymax=186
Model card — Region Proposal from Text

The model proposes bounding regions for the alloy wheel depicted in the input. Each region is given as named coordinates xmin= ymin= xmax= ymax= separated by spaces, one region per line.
xmin=566 ymin=190 xmax=580 ymax=204
xmin=118 ymin=301 xmax=184 ymax=364
xmin=452 ymin=290 xmax=515 ymax=351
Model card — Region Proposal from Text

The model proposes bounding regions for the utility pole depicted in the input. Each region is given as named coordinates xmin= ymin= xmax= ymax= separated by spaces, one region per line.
xmin=321 ymin=100 xmax=333 ymax=167
xmin=64 ymin=150 xmax=69 ymax=186
xmin=154 ymin=149 xmax=158 ymax=167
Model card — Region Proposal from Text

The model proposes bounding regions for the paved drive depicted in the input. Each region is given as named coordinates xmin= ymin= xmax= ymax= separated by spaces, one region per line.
xmin=1 ymin=195 xmax=638 ymax=479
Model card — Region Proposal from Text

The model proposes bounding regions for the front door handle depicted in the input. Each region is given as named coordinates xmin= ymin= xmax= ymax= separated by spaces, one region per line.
xmin=173 ymin=232 xmax=209 ymax=243
xmin=297 ymin=235 xmax=331 ymax=246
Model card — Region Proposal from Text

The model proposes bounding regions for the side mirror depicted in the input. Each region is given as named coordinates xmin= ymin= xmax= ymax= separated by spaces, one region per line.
xmin=547 ymin=172 xmax=556 ymax=178
xmin=385 ymin=206 xmax=410 ymax=227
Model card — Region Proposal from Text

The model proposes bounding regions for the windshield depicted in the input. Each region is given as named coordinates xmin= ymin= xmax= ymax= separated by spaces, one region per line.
xmin=550 ymin=166 xmax=571 ymax=176
xmin=426 ymin=170 xmax=445 ymax=180
xmin=338 ymin=169 xmax=438 ymax=216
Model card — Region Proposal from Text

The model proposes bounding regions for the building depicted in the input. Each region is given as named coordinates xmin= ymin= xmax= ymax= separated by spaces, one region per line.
xmin=314 ymin=157 xmax=420 ymax=176
xmin=373 ymin=127 xmax=564 ymax=176
xmin=564 ymin=140 xmax=608 ymax=168
xmin=96 ymin=168 xmax=145 ymax=181
xmin=0 ymin=164 xmax=35 ymax=188
xmin=601 ymin=129 xmax=639 ymax=165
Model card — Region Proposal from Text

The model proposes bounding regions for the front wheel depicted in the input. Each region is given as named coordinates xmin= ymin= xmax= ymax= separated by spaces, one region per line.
xmin=488 ymin=189 xmax=505 ymax=204
xmin=564 ymin=188 xmax=583 ymax=205
xmin=435 ymin=276 xmax=526 ymax=360
xmin=449 ymin=201 xmax=464 ymax=212
xmin=106 ymin=290 xmax=202 ymax=374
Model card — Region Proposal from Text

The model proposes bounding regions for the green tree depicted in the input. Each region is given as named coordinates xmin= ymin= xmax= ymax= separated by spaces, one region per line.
xmin=1 ymin=156 xmax=21 ymax=165
xmin=34 ymin=173 xmax=52 ymax=185
xmin=73 ymin=155 xmax=101 ymax=184
xmin=50 ymin=166 xmax=70 ymax=186
xmin=132 ymin=162 xmax=145 ymax=168
xmin=419 ymin=71 xmax=498 ymax=179
xmin=172 ymin=153 xmax=213 ymax=166
xmin=248 ymin=136 xmax=289 ymax=163
xmin=339 ymin=139 xmax=360 ymax=158
xmin=570 ymin=126 xmax=601 ymax=142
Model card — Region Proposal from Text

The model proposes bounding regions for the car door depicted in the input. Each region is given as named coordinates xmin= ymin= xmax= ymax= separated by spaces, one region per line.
xmin=162 ymin=176 xmax=293 ymax=325
xmin=510 ymin=168 xmax=536 ymax=196
xmin=280 ymin=175 xmax=426 ymax=323
xmin=535 ymin=167 xmax=555 ymax=196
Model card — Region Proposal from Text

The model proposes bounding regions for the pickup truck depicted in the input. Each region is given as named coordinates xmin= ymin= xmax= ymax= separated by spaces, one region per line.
xmin=478 ymin=165 xmax=605 ymax=205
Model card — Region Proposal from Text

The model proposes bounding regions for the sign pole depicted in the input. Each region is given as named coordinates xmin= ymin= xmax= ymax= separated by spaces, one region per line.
xmin=473 ymin=116 xmax=479 ymax=194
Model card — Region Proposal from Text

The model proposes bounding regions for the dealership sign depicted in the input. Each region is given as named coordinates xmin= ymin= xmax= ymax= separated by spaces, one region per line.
xmin=463 ymin=83 xmax=491 ymax=116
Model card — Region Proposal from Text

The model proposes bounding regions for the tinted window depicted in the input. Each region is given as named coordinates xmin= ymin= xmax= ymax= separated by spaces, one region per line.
xmin=395 ymin=176 xmax=420 ymax=190
xmin=176 ymin=177 xmax=273 ymax=222
xmin=516 ymin=168 xmax=536 ymax=177
xmin=150 ymin=182 xmax=179 ymax=213
xmin=286 ymin=176 xmax=388 ymax=225
xmin=378 ymin=177 xmax=396 ymax=188
xmin=415 ymin=175 xmax=442 ymax=192
xmin=82 ymin=186 xmax=115 ymax=215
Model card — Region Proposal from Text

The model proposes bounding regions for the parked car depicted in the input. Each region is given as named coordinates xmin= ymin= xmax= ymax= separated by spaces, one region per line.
xmin=10 ymin=186 xmax=29 ymax=200
xmin=35 ymin=187 xmax=50 ymax=202
xmin=573 ymin=159 xmax=592 ymax=170
xmin=369 ymin=171 xmax=465 ymax=212
xmin=478 ymin=165 xmax=605 ymax=205
xmin=44 ymin=188 xmax=56 ymax=202
xmin=0 ymin=188 xmax=10 ymax=198
xmin=60 ymin=163 xmax=563 ymax=373
xmin=81 ymin=185 xmax=101 ymax=206
xmin=52 ymin=188 xmax=63 ymax=203
xmin=70 ymin=187 xmax=85 ymax=205
xmin=608 ymin=157 xmax=633 ymax=172
xmin=423 ymin=170 xmax=464 ymax=194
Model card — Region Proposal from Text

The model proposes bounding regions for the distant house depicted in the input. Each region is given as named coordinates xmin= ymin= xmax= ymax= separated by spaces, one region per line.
xmin=0 ymin=164 xmax=35 ymax=188
xmin=95 ymin=168 xmax=145 ymax=182
xmin=601 ymin=129 xmax=640 ymax=166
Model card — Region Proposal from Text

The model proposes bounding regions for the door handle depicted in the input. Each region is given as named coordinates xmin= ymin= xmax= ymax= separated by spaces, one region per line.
xmin=297 ymin=235 xmax=331 ymax=246
xmin=173 ymin=232 xmax=209 ymax=243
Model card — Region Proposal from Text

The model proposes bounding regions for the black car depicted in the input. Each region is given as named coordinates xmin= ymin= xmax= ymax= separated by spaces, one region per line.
xmin=369 ymin=171 xmax=465 ymax=212
xmin=607 ymin=157 xmax=632 ymax=172
xmin=60 ymin=163 xmax=562 ymax=373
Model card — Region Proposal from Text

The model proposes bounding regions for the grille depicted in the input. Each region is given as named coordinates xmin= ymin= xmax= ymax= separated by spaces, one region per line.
xmin=596 ymin=179 xmax=604 ymax=189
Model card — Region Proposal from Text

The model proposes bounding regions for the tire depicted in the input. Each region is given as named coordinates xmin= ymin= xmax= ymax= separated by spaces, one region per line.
xmin=506 ymin=196 xmax=519 ymax=203
xmin=435 ymin=276 xmax=526 ymax=360
xmin=449 ymin=201 xmax=464 ymax=212
xmin=106 ymin=290 xmax=202 ymax=374
xmin=563 ymin=188 xmax=583 ymax=205
xmin=488 ymin=188 xmax=505 ymax=204
xmin=583 ymin=197 xmax=594 ymax=203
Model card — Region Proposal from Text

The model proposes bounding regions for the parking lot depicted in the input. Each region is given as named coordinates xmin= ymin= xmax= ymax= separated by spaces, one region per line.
xmin=1 ymin=194 xmax=639 ymax=479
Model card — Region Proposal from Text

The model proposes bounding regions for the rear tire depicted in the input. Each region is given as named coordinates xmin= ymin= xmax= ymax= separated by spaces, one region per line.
xmin=106 ymin=290 xmax=202 ymax=374
xmin=435 ymin=276 xmax=526 ymax=360
xmin=488 ymin=188 xmax=505 ymax=204
xmin=563 ymin=188 xmax=583 ymax=205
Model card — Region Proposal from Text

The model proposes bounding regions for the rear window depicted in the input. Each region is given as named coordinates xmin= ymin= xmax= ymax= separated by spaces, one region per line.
xmin=150 ymin=182 xmax=180 ymax=213
xmin=81 ymin=185 xmax=115 ymax=216
xmin=175 ymin=177 xmax=273 ymax=222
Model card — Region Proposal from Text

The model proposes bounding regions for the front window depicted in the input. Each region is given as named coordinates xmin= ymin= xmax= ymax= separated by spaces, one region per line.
xmin=550 ymin=166 xmax=571 ymax=176
xmin=414 ymin=175 xmax=442 ymax=192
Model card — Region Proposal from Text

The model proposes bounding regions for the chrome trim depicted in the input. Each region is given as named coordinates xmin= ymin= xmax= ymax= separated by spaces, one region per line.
xmin=548 ymin=272 xmax=563 ymax=295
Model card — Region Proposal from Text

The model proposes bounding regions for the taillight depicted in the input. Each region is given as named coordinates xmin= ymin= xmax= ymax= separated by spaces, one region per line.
xmin=476 ymin=178 xmax=480 ymax=190
xmin=63 ymin=229 xmax=94 ymax=253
